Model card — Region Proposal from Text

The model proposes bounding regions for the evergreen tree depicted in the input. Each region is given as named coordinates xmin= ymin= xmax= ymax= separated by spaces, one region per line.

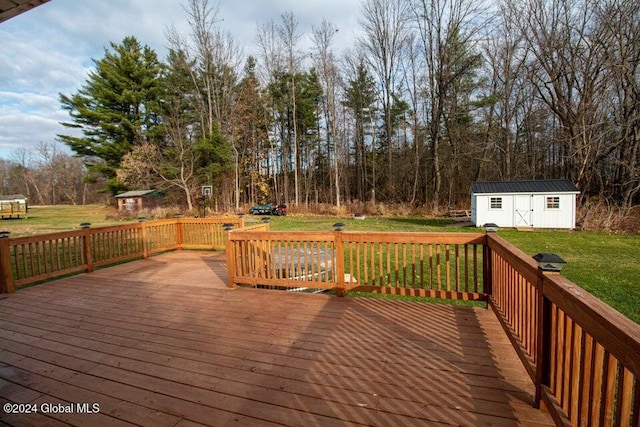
xmin=58 ymin=36 xmax=164 ymax=194
xmin=231 ymin=56 xmax=270 ymax=205
xmin=343 ymin=62 xmax=377 ymax=202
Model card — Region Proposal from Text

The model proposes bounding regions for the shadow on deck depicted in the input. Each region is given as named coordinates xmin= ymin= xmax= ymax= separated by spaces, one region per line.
xmin=0 ymin=251 xmax=554 ymax=426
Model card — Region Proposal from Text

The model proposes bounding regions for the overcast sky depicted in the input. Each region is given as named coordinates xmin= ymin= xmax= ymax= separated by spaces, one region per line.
xmin=0 ymin=0 xmax=363 ymax=160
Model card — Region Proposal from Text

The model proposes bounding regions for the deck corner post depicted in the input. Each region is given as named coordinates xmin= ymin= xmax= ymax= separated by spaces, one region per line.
xmin=482 ymin=234 xmax=493 ymax=303
xmin=534 ymin=273 xmax=552 ymax=409
xmin=140 ymin=221 xmax=148 ymax=259
xmin=334 ymin=230 xmax=345 ymax=297
xmin=81 ymin=224 xmax=94 ymax=273
xmin=176 ymin=218 xmax=183 ymax=250
xmin=0 ymin=233 xmax=15 ymax=293
xmin=225 ymin=229 xmax=236 ymax=289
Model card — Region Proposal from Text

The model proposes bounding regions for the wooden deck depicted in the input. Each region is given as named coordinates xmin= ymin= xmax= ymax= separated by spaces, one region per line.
xmin=0 ymin=251 xmax=554 ymax=426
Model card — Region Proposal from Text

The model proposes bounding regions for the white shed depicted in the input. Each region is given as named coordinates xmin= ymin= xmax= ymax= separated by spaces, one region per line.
xmin=470 ymin=179 xmax=579 ymax=229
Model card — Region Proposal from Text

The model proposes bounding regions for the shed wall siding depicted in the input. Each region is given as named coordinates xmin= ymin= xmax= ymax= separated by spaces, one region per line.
xmin=474 ymin=195 xmax=515 ymax=227
xmin=472 ymin=193 xmax=576 ymax=229
xmin=530 ymin=194 xmax=576 ymax=229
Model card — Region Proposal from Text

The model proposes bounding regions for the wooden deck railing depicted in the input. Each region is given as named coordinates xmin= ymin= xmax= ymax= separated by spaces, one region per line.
xmin=227 ymin=230 xmax=488 ymax=299
xmin=227 ymin=230 xmax=337 ymax=291
xmin=486 ymin=233 xmax=640 ymax=427
xmin=0 ymin=217 xmax=244 ymax=291
xmin=340 ymin=232 xmax=487 ymax=300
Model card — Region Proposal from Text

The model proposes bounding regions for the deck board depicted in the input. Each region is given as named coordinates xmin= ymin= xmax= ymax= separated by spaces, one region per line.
xmin=0 ymin=251 xmax=555 ymax=426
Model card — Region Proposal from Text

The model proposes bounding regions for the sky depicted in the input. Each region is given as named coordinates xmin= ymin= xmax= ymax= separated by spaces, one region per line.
xmin=0 ymin=0 xmax=363 ymax=160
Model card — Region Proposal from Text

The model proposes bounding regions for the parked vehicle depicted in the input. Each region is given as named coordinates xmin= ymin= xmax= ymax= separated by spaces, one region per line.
xmin=249 ymin=203 xmax=287 ymax=216
xmin=272 ymin=204 xmax=287 ymax=216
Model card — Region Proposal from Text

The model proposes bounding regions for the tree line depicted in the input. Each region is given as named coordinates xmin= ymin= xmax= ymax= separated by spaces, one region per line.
xmin=56 ymin=0 xmax=640 ymax=212
xmin=0 ymin=143 xmax=105 ymax=205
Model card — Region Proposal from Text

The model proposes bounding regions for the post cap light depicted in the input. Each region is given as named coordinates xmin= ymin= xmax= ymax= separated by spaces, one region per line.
xmin=137 ymin=217 xmax=146 ymax=222
xmin=533 ymin=253 xmax=566 ymax=272
xmin=484 ymin=223 xmax=499 ymax=232
xmin=333 ymin=222 xmax=345 ymax=232
xmin=222 ymin=223 xmax=234 ymax=231
xmin=80 ymin=222 xmax=91 ymax=229
xmin=0 ymin=231 xmax=9 ymax=238
xmin=261 ymin=216 xmax=271 ymax=223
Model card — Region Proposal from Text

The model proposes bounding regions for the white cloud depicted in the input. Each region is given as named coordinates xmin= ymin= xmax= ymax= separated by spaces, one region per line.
xmin=0 ymin=91 xmax=57 ymax=114
xmin=0 ymin=111 xmax=72 ymax=158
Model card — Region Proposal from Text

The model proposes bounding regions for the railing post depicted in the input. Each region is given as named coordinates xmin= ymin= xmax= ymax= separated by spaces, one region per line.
xmin=483 ymin=233 xmax=494 ymax=301
xmin=0 ymin=231 xmax=15 ymax=294
xmin=535 ymin=273 xmax=552 ymax=409
xmin=138 ymin=217 xmax=148 ymax=259
xmin=80 ymin=223 xmax=93 ymax=273
xmin=333 ymin=223 xmax=345 ymax=297
xmin=532 ymin=253 xmax=565 ymax=410
xmin=176 ymin=217 xmax=183 ymax=250
xmin=224 ymin=223 xmax=236 ymax=289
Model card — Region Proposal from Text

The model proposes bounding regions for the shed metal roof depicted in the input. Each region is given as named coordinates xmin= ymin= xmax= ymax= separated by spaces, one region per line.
xmin=114 ymin=190 xmax=158 ymax=198
xmin=471 ymin=179 xmax=579 ymax=194
xmin=0 ymin=194 xmax=27 ymax=201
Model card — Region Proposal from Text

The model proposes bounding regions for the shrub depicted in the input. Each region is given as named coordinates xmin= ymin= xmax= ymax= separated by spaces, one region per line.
xmin=579 ymin=202 xmax=640 ymax=233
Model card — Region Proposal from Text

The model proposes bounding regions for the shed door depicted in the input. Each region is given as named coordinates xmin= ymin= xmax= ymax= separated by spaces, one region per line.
xmin=514 ymin=195 xmax=533 ymax=227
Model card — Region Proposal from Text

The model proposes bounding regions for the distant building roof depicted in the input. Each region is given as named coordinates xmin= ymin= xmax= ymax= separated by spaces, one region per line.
xmin=471 ymin=179 xmax=579 ymax=194
xmin=114 ymin=190 xmax=159 ymax=198
xmin=0 ymin=194 xmax=27 ymax=201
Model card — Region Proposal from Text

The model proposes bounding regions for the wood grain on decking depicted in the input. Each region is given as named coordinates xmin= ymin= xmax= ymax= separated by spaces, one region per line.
xmin=0 ymin=251 xmax=554 ymax=426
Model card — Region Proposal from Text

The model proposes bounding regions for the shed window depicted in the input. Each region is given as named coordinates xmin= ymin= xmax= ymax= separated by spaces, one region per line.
xmin=490 ymin=197 xmax=502 ymax=209
xmin=546 ymin=196 xmax=560 ymax=209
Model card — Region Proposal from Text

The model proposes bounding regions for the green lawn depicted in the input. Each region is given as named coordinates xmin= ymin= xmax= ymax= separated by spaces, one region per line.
xmin=261 ymin=214 xmax=462 ymax=232
xmin=499 ymin=229 xmax=640 ymax=324
xmin=0 ymin=205 xmax=131 ymax=236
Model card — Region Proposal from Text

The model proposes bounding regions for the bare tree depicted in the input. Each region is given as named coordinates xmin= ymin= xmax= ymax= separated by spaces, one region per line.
xmin=512 ymin=0 xmax=609 ymax=200
xmin=399 ymin=33 xmax=425 ymax=204
xmin=10 ymin=149 xmax=37 ymax=202
xmin=478 ymin=1 xmax=531 ymax=180
xmin=312 ymin=19 xmax=342 ymax=207
xmin=277 ymin=12 xmax=303 ymax=207
xmin=412 ymin=0 xmax=487 ymax=208
xmin=256 ymin=19 xmax=285 ymax=204
xmin=597 ymin=0 xmax=640 ymax=206
xmin=118 ymin=140 xmax=198 ymax=211
xmin=359 ymin=0 xmax=412 ymax=200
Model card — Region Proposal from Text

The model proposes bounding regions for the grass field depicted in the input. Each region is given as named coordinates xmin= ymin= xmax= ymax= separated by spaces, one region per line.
xmin=0 ymin=205 xmax=130 ymax=236
xmin=2 ymin=206 xmax=638 ymax=322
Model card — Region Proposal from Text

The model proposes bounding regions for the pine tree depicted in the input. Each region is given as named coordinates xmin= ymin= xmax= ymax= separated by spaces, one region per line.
xmin=231 ymin=56 xmax=270 ymax=205
xmin=58 ymin=36 xmax=164 ymax=194
xmin=343 ymin=62 xmax=377 ymax=202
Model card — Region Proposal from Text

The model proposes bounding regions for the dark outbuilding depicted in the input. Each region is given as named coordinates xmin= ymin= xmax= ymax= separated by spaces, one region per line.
xmin=114 ymin=190 xmax=163 ymax=212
